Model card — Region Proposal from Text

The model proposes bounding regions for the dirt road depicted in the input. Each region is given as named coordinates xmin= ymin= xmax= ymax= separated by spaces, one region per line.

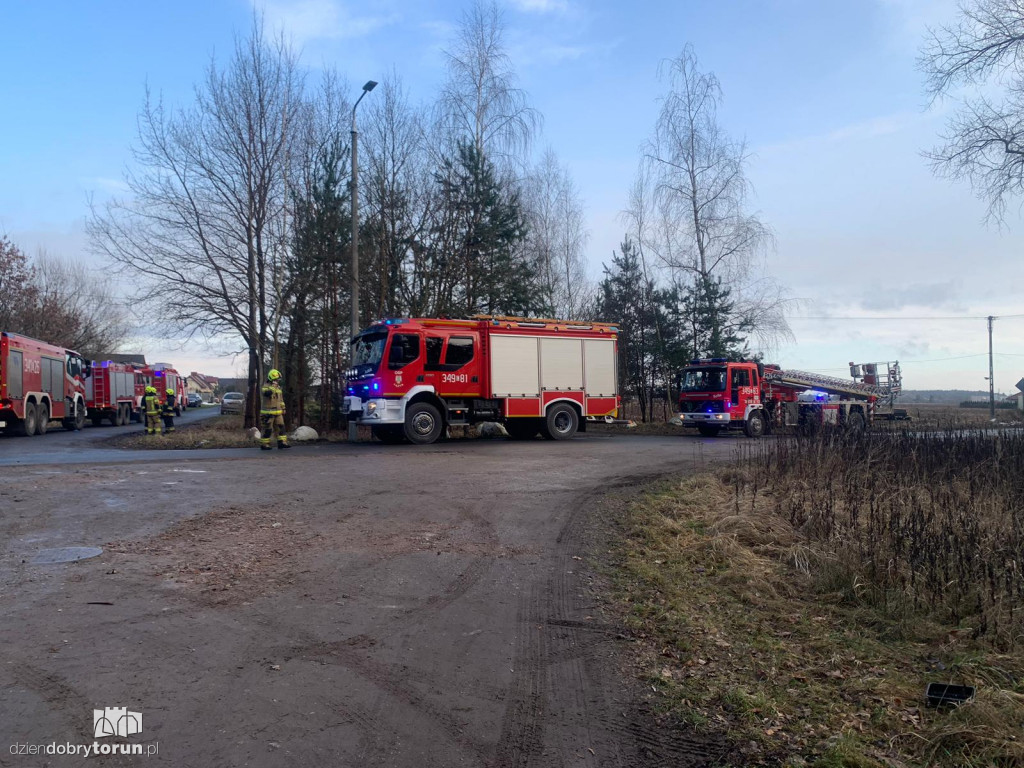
xmin=0 ymin=434 xmax=736 ymax=767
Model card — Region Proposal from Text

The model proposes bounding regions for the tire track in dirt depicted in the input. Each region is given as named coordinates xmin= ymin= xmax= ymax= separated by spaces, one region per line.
xmin=492 ymin=582 xmax=549 ymax=768
xmin=256 ymin=623 xmax=491 ymax=764
xmin=493 ymin=469 xmax=726 ymax=767
xmin=6 ymin=663 xmax=95 ymax=738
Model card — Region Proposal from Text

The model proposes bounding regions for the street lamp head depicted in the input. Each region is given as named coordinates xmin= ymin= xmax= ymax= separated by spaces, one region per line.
xmin=363 ymin=80 xmax=378 ymax=92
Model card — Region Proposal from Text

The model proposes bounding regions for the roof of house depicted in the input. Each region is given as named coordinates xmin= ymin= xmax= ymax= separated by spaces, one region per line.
xmin=188 ymin=372 xmax=219 ymax=391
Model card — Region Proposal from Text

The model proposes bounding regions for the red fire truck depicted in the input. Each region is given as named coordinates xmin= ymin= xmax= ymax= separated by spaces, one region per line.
xmin=344 ymin=316 xmax=620 ymax=445
xmin=85 ymin=360 xmax=143 ymax=427
xmin=675 ymin=358 xmax=902 ymax=437
xmin=134 ymin=363 xmax=187 ymax=417
xmin=0 ymin=331 xmax=90 ymax=435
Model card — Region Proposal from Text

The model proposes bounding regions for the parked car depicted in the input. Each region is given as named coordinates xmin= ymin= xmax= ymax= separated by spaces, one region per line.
xmin=186 ymin=393 xmax=203 ymax=408
xmin=220 ymin=392 xmax=245 ymax=414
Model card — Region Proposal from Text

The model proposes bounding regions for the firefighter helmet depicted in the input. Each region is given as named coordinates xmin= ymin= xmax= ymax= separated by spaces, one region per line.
xmin=146 ymin=386 xmax=157 ymax=394
xmin=267 ymin=369 xmax=282 ymax=381
xmin=167 ymin=389 xmax=174 ymax=395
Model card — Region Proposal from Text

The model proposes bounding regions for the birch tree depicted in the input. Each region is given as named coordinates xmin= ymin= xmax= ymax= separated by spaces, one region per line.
xmin=637 ymin=45 xmax=790 ymax=356
xmin=523 ymin=149 xmax=590 ymax=318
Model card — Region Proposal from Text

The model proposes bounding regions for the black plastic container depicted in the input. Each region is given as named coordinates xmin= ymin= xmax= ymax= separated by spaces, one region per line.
xmin=925 ymin=682 xmax=975 ymax=707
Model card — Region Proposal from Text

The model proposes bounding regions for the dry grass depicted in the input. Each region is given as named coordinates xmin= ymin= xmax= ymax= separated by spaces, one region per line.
xmin=878 ymin=404 xmax=1023 ymax=431
xmin=107 ymin=415 xmax=257 ymax=449
xmin=608 ymin=431 xmax=1024 ymax=766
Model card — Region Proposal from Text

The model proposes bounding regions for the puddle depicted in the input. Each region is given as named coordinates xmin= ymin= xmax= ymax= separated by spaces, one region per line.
xmin=30 ymin=547 xmax=104 ymax=564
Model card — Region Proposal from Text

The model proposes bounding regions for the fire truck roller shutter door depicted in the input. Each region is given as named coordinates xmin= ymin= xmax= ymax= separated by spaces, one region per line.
xmin=583 ymin=339 xmax=616 ymax=396
xmin=8 ymin=350 xmax=23 ymax=399
xmin=540 ymin=338 xmax=583 ymax=390
xmin=490 ymin=336 xmax=540 ymax=397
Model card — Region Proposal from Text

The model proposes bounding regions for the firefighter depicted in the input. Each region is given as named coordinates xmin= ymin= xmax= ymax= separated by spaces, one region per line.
xmin=143 ymin=386 xmax=161 ymax=435
xmin=162 ymin=388 xmax=177 ymax=433
xmin=260 ymin=368 xmax=290 ymax=450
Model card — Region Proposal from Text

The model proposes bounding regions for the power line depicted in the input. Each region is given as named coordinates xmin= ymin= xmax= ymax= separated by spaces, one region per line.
xmin=788 ymin=313 xmax=1024 ymax=321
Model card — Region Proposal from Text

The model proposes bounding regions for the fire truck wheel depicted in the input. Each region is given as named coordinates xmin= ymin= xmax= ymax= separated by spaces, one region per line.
xmin=372 ymin=426 xmax=406 ymax=444
xmin=543 ymin=403 xmax=579 ymax=441
xmin=22 ymin=403 xmax=39 ymax=436
xmin=505 ymin=419 xmax=540 ymax=440
xmin=404 ymin=402 xmax=443 ymax=445
xmin=74 ymin=407 xmax=86 ymax=431
xmin=696 ymin=424 xmax=721 ymax=437
xmin=846 ymin=409 xmax=867 ymax=433
xmin=36 ymin=404 xmax=49 ymax=435
xmin=744 ymin=411 xmax=766 ymax=438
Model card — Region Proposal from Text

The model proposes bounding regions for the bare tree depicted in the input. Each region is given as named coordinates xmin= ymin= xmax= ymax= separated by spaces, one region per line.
xmin=0 ymin=237 xmax=36 ymax=332
xmin=635 ymin=45 xmax=790 ymax=354
xmin=438 ymin=0 xmax=540 ymax=165
xmin=0 ymin=238 xmax=129 ymax=357
xmin=29 ymin=253 xmax=131 ymax=358
xmin=523 ymin=149 xmax=590 ymax=318
xmin=89 ymin=19 xmax=304 ymax=427
xmin=921 ymin=0 xmax=1024 ymax=221
xmin=363 ymin=74 xmax=436 ymax=317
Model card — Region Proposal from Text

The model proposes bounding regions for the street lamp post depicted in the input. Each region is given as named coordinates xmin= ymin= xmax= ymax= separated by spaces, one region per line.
xmin=349 ymin=79 xmax=376 ymax=443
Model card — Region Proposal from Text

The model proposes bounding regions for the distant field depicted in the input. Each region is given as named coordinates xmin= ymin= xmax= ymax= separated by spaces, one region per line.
xmin=885 ymin=403 xmax=1023 ymax=428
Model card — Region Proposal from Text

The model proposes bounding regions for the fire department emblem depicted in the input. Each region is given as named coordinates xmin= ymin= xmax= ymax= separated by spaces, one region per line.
xmin=395 ymin=372 xmax=403 ymax=387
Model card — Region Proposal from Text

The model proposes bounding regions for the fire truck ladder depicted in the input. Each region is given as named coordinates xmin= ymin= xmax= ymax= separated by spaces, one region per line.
xmin=765 ymin=369 xmax=895 ymax=400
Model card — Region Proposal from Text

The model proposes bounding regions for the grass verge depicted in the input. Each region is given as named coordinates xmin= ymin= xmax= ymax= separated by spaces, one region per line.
xmin=106 ymin=415 xmax=255 ymax=449
xmin=607 ymin=471 xmax=1024 ymax=767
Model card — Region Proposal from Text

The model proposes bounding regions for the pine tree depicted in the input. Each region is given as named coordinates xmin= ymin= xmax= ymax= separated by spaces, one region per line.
xmin=435 ymin=140 xmax=534 ymax=316
xmin=676 ymin=274 xmax=753 ymax=359
xmin=597 ymin=239 xmax=676 ymax=421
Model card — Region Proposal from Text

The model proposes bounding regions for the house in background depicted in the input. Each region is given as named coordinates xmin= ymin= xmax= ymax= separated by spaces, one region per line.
xmin=188 ymin=372 xmax=219 ymax=403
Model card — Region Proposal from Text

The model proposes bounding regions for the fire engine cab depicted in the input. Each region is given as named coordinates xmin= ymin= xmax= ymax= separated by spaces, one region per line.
xmin=343 ymin=316 xmax=620 ymax=445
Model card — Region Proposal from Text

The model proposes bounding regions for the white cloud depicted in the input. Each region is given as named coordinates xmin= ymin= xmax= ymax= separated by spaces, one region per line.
xmin=859 ymin=280 xmax=965 ymax=312
xmin=254 ymin=0 xmax=397 ymax=44
xmin=508 ymin=0 xmax=569 ymax=13
xmin=85 ymin=177 xmax=130 ymax=193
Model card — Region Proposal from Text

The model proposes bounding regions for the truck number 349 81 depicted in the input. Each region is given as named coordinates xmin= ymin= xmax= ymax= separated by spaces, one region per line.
xmin=442 ymin=373 xmax=468 ymax=384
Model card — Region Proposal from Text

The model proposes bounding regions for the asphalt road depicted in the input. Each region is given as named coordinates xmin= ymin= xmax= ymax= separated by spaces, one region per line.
xmin=0 ymin=405 xmax=224 ymax=465
xmin=0 ymin=432 xmax=740 ymax=767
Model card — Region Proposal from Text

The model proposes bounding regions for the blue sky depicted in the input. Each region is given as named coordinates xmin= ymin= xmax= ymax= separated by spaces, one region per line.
xmin=2 ymin=0 xmax=1022 ymax=393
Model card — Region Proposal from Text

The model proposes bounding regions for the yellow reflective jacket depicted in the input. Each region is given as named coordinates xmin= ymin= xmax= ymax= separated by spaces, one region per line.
xmin=144 ymin=394 xmax=160 ymax=415
xmin=260 ymin=383 xmax=284 ymax=415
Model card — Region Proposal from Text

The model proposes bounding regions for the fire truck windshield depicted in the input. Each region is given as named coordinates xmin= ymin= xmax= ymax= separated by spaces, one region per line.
xmin=351 ymin=331 xmax=388 ymax=373
xmin=681 ymin=367 xmax=727 ymax=392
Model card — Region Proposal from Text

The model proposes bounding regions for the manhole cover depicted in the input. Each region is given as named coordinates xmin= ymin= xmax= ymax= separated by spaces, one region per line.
xmin=30 ymin=547 xmax=103 ymax=564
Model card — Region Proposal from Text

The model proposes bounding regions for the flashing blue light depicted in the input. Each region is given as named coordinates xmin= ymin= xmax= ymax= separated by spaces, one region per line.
xmin=384 ymin=318 xmax=408 ymax=326
xmin=373 ymin=382 xmax=380 ymax=391
xmin=101 ymin=361 xmax=109 ymax=368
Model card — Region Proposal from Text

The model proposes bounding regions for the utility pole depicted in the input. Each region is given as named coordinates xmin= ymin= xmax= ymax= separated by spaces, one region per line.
xmin=988 ymin=315 xmax=995 ymax=421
